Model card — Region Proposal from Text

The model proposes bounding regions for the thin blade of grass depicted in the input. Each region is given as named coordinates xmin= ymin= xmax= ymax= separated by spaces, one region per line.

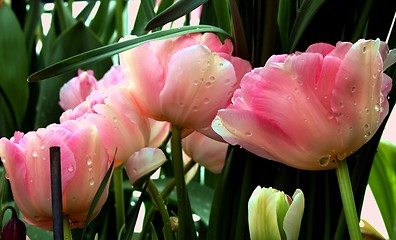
xmin=28 ymin=25 xmax=229 ymax=82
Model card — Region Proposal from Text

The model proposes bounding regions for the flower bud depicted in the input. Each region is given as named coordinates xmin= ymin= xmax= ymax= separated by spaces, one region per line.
xmin=248 ymin=186 xmax=304 ymax=240
xmin=1 ymin=206 xmax=27 ymax=240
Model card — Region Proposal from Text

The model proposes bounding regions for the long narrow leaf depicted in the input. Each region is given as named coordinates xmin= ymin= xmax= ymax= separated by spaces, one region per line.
xmin=287 ymin=0 xmax=326 ymax=52
xmin=145 ymin=0 xmax=207 ymax=31
xmin=80 ymin=157 xmax=115 ymax=240
xmin=28 ymin=25 xmax=230 ymax=82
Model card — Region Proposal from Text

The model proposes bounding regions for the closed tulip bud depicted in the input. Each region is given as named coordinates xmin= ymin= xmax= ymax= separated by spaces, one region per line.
xmin=1 ymin=206 xmax=27 ymax=240
xmin=248 ymin=186 xmax=304 ymax=240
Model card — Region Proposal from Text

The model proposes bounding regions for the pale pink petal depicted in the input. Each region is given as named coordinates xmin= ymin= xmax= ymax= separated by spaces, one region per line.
xmin=126 ymin=148 xmax=167 ymax=186
xmin=120 ymin=41 xmax=165 ymax=119
xmin=160 ymin=45 xmax=237 ymax=129
xmin=147 ymin=119 xmax=170 ymax=148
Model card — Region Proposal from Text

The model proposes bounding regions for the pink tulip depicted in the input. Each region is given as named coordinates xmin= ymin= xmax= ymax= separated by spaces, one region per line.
xmin=0 ymin=120 xmax=111 ymax=230
xmin=59 ymin=70 xmax=98 ymax=110
xmin=59 ymin=66 xmax=127 ymax=111
xmin=60 ymin=86 xmax=151 ymax=167
xmin=213 ymin=39 xmax=394 ymax=170
xmin=182 ymin=131 xmax=228 ymax=173
xmin=119 ymin=33 xmax=252 ymax=132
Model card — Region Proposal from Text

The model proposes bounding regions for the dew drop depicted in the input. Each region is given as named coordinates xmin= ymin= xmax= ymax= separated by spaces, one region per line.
xmin=245 ymin=131 xmax=252 ymax=136
xmin=67 ymin=165 xmax=74 ymax=172
xmin=362 ymin=46 xmax=367 ymax=53
xmin=375 ymin=104 xmax=381 ymax=112
xmin=306 ymin=96 xmax=310 ymax=100
xmin=286 ymin=96 xmax=292 ymax=100
xmin=336 ymin=129 xmax=343 ymax=135
xmin=205 ymin=82 xmax=212 ymax=88
xmin=364 ymin=123 xmax=370 ymax=130
xmin=373 ymin=73 xmax=377 ymax=79
xmin=29 ymin=178 xmax=33 ymax=183
xmin=40 ymin=145 xmax=46 ymax=150
xmin=88 ymin=165 xmax=93 ymax=171
xmin=365 ymin=106 xmax=370 ymax=114
xmin=91 ymin=130 xmax=95 ymax=136
xmin=224 ymin=78 xmax=231 ymax=85
xmin=294 ymin=88 xmax=299 ymax=93
xmin=339 ymin=101 xmax=344 ymax=108
xmin=4 ymin=172 xmax=9 ymax=179
xmin=32 ymin=150 xmax=38 ymax=158
xmin=364 ymin=131 xmax=372 ymax=139
xmin=353 ymin=101 xmax=357 ymax=106
xmin=87 ymin=157 xmax=93 ymax=166
xmin=379 ymin=94 xmax=385 ymax=103
xmin=319 ymin=155 xmax=331 ymax=167
xmin=324 ymin=95 xmax=328 ymax=99
xmin=1 ymin=157 xmax=5 ymax=163
xmin=113 ymin=117 xmax=118 ymax=123
xmin=327 ymin=113 xmax=334 ymax=120
xmin=351 ymin=86 xmax=356 ymax=93
xmin=42 ymin=157 xmax=46 ymax=161
xmin=179 ymin=102 xmax=185 ymax=107
xmin=192 ymin=106 xmax=199 ymax=112
xmin=219 ymin=62 xmax=224 ymax=67
xmin=72 ymin=197 xmax=77 ymax=202
xmin=349 ymin=126 xmax=353 ymax=131
xmin=209 ymin=76 xmax=216 ymax=81
xmin=344 ymin=77 xmax=349 ymax=81
xmin=203 ymin=98 xmax=210 ymax=104
xmin=34 ymin=216 xmax=41 ymax=221
xmin=89 ymin=177 xmax=95 ymax=186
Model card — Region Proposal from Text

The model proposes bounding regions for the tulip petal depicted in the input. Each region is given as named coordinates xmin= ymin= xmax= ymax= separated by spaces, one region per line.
xmin=120 ymin=41 xmax=165 ymax=119
xmin=283 ymin=189 xmax=305 ymax=240
xmin=161 ymin=45 xmax=237 ymax=129
xmin=126 ymin=148 xmax=167 ymax=186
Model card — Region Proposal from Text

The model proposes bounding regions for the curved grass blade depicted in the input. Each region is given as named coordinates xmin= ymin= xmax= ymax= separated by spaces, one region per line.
xmin=28 ymin=25 xmax=229 ymax=82
xmin=287 ymin=0 xmax=326 ymax=52
xmin=80 ymin=155 xmax=115 ymax=240
xmin=145 ymin=0 xmax=207 ymax=31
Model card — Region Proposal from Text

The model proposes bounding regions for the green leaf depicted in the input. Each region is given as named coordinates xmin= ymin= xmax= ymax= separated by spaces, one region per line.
xmin=81 ymin=156 xmax=115 ymax=240
xmin=54 ymin=0 xmax=75 ymax=32
xmin=131 ymin=0 xmax=155 ymax=36
xmin=76 ymin=1 xmax=97 ymax=23
xmin=34 ymin=21 xmax=113 ymax=128
xmin=369 ymin=141 xmax=396 ymax=240
xmin=145 ymin=0 xmax=207 ymax=31
xmin=28 ymin=25 xmax=230 ymax=82
xmin=287 ymin=0 xmax=326 ymax=52
xmin=0 ymin=4 xmax=29 ymax=132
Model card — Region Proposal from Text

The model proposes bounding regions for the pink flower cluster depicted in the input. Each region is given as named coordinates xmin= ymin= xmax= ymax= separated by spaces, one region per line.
xmin=0 ymin=32 xmax=394 ymax=230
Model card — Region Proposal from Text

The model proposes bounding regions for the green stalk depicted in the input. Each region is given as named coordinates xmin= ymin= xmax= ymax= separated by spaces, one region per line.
xmin=147 ymin=180 xmax=174 ymax=240
xmin=113 ymin=167 xmax=126 ymax=235
xmin=335 ymin=160 xmax=362 ymax=240
xmin=63 ymin=217 xmax=73 ymax=240
xmin=170 ymin=125 xmax=197 ymax=239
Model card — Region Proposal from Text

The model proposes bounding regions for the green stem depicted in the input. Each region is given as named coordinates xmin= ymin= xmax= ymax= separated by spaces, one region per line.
xmin=147 ymin=180 xmax=174 ymax=240
xmin=170 ymin=125 xmax=197 ymax=239
xmin=113 ymin=167 xmax=126 ymax=235
xmin=63 ymin=217 xmax=73 ymax=240
xmin=335 ymin=160 xmax=362 ymax=240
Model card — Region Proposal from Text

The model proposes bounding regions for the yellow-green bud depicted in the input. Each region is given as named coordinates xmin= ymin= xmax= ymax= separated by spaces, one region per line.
xmin=248 ymin=186 xmax=304 ymax=240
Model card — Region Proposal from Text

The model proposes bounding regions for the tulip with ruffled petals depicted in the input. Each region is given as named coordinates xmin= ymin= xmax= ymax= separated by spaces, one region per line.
xmin=0 ymin=120 xmax=111 ymax=230
xmin=61 ymin=86 xmax=151 ymax=167
xmin=213 ymin=39 xmax=394 ymax=170
xmin=182 ymin=131 xmax=228 ymax=173
xmin=120 ymin=33 xmax=252 ymax=132
xmin=248 ymin=186 xmax=304 ymax=240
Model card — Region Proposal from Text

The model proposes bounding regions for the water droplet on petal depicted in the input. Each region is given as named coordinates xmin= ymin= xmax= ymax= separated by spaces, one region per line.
xmin=351 ymin=86 xmax=356 ymax=93
xmin=88 ymin=165 xmax=93 ymax=171
xmin=245 ymin=131 xmax=252 ymax=136
xmin=219 ymin=62 xmax=224 ymax=67
xmin=192 ymin=106 xmax=198 ymax=112
xmin=1 ymin=157 xmax=5 ymax=163
xmin=364 ymin=123 xmax=370 ymax=130
xmin=32 ymin=150 xmax=38 ymax=158
xmin=67 ymin=165 xmax=74 ymax=172
xmin=362 ymin=46 xmax=367 ymax=53
xmin=286 ymin=96 xmax=292 ymax=100
xmin=364 ymin=131 xmax=372 ymax=139
xmin=40 ymin=145 xmax=46 ymax=150
xmin=89 ymin=177 xmax=94 ymax=186
xmin=72 ymin=197 xmax=77 ymax=202
xmin=365 ymin=106 xmax=370 ymax=114
xmin=337 ymin=129 xmax=343 ymax=135
xmin=339 ymin=101 xmax=344 ymax=108
xmin=42 ymin=157 xmax=46 ymax=161
xmin=29 ymin=178 xmax=33 ymax=183
xmin=209 ymin=76 xmax=216 ymax=81
xmin=203 ymin=98 xmax=210 ymax=104
xmin=87 ymin=157 xmax=93 ymax=166
xmin=319 ymin=155 xmax=331 ymax=167
xmin=375 ymin=104 xmax=381 ymax=112
xmin=327 ymin=113 xmax=334 ymax=120
xmin=205 ymin=82 xmax=212 ymax=88
xmin=4 ymin=172 xmax=9 ymax=179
